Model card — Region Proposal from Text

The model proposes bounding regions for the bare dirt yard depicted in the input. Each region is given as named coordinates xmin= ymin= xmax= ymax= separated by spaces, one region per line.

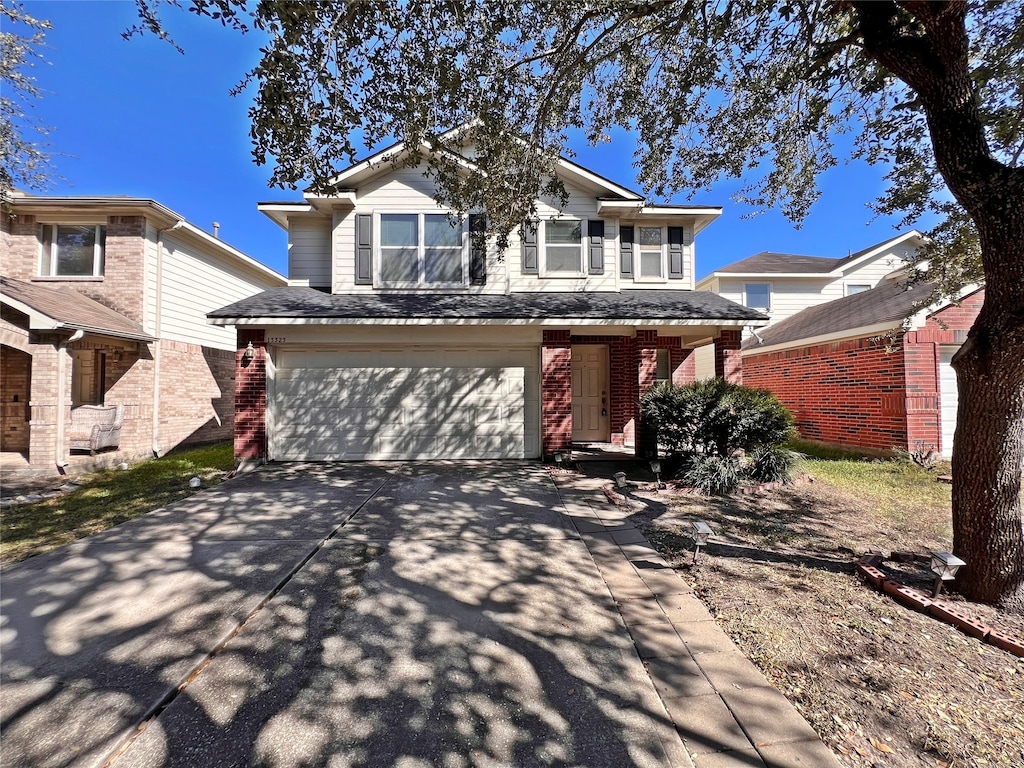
xmin=594 ymin=455 xmax=1024 ymax=768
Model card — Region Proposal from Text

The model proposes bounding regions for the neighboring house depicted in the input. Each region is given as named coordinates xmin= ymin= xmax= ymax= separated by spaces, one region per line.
xmin=741 ymin=280 xmax=983 ymax=456
xmin=209 ymin=140 xmax=766 ymax=462
xmin=695 ymin=230 xmax=925 ymax=325
xmin=1 ymin=195 xmax=286 ymax=472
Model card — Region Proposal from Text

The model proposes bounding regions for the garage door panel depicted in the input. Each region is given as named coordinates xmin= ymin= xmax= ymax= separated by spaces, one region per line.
xmin=271 ymin=349 xmax=538 ymax=460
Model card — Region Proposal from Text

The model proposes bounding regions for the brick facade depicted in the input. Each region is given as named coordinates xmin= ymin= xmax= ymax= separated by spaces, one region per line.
xmin=2 ymin=209 xmax=253 ymax=471
xmin=714 ymin=329 xmax=743 ymax=383
xmin=234 ymin=329 xmax=268 ymax=459
xmin=541 ymin=330 xmax=572 ymax=455
xmin=743 ymin=290 xmax=984 ymax=453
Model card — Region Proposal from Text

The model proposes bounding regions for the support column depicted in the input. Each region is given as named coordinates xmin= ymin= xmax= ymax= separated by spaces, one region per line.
xmin=235 ymin=329 xmax=267 ymax=461
xmin=541 ymin=330 xmax=572 ymax=456
xmin=715 ymin=329 xmax=743 ymax=384
xmin=635 ymin=330 xmax=659 ymax=458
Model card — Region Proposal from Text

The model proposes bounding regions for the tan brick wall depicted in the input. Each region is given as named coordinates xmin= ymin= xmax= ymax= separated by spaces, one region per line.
xmin=1 ymin=345 xmax=31 ymax=452
xmin=1 ymin=213 xmax=41 ymax=278
xmin=157 ymin=340 xmax=235 ymax=451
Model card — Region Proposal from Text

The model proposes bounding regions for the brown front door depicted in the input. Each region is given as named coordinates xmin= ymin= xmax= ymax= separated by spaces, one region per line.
xmin=571 ymin=345 xmax=609 ymax=442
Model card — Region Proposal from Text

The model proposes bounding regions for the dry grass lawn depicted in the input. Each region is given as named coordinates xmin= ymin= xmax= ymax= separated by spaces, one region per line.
xmin=605 ymin=454 xmax=1024 ymax=768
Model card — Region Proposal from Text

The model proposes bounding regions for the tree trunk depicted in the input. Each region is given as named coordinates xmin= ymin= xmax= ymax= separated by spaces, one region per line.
xmin=950 ymin=238 xmax=1024 ymax=611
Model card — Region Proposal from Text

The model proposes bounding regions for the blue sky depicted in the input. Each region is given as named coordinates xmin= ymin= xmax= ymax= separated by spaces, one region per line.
xmin=19 ymin=0 xmax=923 ymax=279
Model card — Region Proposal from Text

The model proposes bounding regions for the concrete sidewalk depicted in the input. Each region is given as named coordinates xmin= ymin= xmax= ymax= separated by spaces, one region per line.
xmin=1 ymin=461 xmax=838 ymax=768
xmin=551 ymin=472 xmax=841 ymax=768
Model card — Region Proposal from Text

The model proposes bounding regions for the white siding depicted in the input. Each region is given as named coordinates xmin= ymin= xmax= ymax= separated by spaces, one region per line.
xmin=508 ymin=181 xmax=618 ymax=293
xmin=694 ymin=344 xmax=716 ymax=380
xmin=719 ymin=277 xmax=839 ymax=327
xmin=840 ymin=246 xmax=913 ymax=286
xmin=288 ymin=217 xmax=332 ymax=286
xmin=617 ymin=222 xmax=695 ymax=290
xmin=333 ymin=164 xmax=508 ymax=295
xmin=158 ymin=233 xmax=280 ymax=350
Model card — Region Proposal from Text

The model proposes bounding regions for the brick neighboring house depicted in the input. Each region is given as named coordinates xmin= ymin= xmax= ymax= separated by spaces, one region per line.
xmin=740 ymin=280 xmax=983 ymax=456
xmin=1 ymin=195 xmax=285 ymax=473
xmin=209 ymin=138 xmax=766 ymax=462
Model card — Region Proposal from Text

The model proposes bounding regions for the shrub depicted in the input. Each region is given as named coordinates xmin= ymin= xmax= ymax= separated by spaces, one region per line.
xmin=641 ymin=378 xmax=797 ymax=493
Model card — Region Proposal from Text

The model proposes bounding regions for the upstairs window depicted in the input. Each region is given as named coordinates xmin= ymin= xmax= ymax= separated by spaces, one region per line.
xmin=639 ymin=226 xmax=664 ymax=279
xmin=744 ymin=282 xmax=771 ymax=312
xmin=846 ymin=283 xmax=870 ymax=296
xmin=39 ymin=224 xmax=106 ymax=277
xmin=543 ymin=220 xmax=584 ymax=275
xmin=378 ymin=213 xmax=465 ymax=287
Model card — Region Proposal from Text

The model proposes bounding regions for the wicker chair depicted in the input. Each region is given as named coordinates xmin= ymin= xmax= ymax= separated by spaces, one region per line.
xmin=69 ymin=405 xmax=123 ymax=455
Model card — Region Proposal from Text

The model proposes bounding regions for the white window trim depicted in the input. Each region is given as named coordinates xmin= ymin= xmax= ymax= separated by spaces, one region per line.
xmin=373 ymin=211 xmax=469 ymax=288
xmin=634 ymin=224 xmax=668 ymax=283
xmin=844 ymin=282 xmax=871 ymax=296
xmin=540 ymin=218 xmax=586 ymax=278
xmin=39 ymin=223 xmax=106 ymax=278
xmin=744 ymin=281 xmax=772 ymax=312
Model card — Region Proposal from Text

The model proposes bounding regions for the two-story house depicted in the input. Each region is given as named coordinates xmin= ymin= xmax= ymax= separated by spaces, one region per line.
xmin=209 ymin=141 xmax=766 ymax=463
xmin=696 ymin=230 xmax=982 ymax=456
xmin=1 ymin=194 xmax=285 ymax=473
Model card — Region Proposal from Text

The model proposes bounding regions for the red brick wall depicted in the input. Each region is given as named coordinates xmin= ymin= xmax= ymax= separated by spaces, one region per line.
xmin=541 ymin=330 xmax=572 ymax=455
xmin=744 ymin=337 xmax=909 ymax=452
xmin=235 ymin=329 xmax=267 ymax=459
xmin=715 ymin=329 xmax=743 ymax=383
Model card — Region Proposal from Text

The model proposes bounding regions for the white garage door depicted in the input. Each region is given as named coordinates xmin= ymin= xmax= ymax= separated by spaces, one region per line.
xmin=271 ymin=346 xmax=540 ymax=460
xmin=939 ymin=347 xmax=960 ymax=457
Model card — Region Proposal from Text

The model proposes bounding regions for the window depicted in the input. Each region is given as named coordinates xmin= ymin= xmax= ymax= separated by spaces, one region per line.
xmin=378 ymin=213 xmax=465 ymax=286
xmin=543 ymin=219 xmax=583 ymax=274
xmin=744 ymin=282 xmax=771 ymax=312
xmin=39 ymin=224 xmax=106 ymax=277
xmin=639 ymin=227 xmax=664 ymax=278
xmin=655 ymin=348 xmax=671 ymax=383
xmin=846 ymin=284 xmax=870 ymax=296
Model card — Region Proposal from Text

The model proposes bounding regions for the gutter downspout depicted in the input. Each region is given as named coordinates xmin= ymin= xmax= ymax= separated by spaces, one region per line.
xmin=152 ymin=221 xmax=185 ymax=457
xmin=56 ymin=329 xmax=85 ymax=470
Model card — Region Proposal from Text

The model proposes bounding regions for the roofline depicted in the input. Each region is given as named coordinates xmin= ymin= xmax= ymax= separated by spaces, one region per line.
xmin=0 ymin=294 xmax=156 ymax=342
xmin=208 ymin=316 xmax=763 ymax=328
xmin=741 ymin=282 xmax=982 ymax=356
xmin=7 ymin=194 xmax=285 ymax=285
xmin=703 ymin=271 xmax=834 ymax=280
xmin=831 ymin=229 xmax=925 ymax=275
xmin=742 ymin=321 xmax=903 ymax=356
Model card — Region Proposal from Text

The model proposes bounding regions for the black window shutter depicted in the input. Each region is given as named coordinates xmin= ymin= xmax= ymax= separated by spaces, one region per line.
xmin=355 ymin=214 xmax=373 ymax=285
xmin=521 ymin=221 xmax=539 ymax=274
xmin=469 ymin=214 xmax=487 ymax=285
xmin=668 ymin=226 xmax=684 ymax=279
xmin=620 ymin=225 xmax=634 ymax=277
xmin=587 ymin=219 xmax=605 ymax=275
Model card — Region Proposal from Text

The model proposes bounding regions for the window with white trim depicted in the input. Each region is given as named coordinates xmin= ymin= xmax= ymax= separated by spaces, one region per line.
xmin=39 ymin=224 xmax=106 ymax=277
xmin=638 ymin=226 xmax=665 ymax=279
xmin=377 ymin=213 xmax=466 ymax=286
xmin=846 ymin=283 xmax=870 ymax=296
xmin=744 ymin=282 xmax=771 ymax=312
xmin=542 ymin=219 xmax=584 ymax=275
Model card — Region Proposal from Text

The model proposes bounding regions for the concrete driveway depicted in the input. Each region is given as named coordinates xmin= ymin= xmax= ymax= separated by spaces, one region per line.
xmin=1 ymin=462 xmax=687 ymax=767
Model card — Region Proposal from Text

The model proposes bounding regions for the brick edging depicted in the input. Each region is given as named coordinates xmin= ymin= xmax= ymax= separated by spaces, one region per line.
xmin=855 ymin=555 xmax=1024 ymax=657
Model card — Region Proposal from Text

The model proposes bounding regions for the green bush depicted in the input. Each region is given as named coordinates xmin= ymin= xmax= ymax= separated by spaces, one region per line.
xmin=641 ymin=379 xmax=796 ymax=493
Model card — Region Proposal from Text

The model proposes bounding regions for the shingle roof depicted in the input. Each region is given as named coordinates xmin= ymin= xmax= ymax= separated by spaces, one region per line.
xmin=715 ymin=252 xmax=840 ymax=274
xmin=208 ymin=287 xmax=766 ymax=322
xmin=0 ymin=276 xmax=156 ymax=341
xmin=743 ymin=279 xmax=935 ymax=350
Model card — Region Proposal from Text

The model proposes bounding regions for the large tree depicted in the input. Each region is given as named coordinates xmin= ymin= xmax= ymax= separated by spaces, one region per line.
xmin=133 ymin=0 xmax=1024 ymax=609
xmin=0 ymin=0 xmax=54 ymax=195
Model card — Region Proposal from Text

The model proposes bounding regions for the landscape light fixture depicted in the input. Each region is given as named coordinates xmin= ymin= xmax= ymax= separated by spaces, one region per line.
xmin=614 ymin=471 xmax=627 ymax=489
xmin=242 ymin=341 xmax=256 ymax=362
xmin=649 ymin=459 xmax=663 ymax=488
xmin=554 ymin=451 xmax=565 ymax=467
xmin=691 ymin=521 xmax=714 ymax=564
xmin=929 ymin=551 xmax=966 ymax=597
